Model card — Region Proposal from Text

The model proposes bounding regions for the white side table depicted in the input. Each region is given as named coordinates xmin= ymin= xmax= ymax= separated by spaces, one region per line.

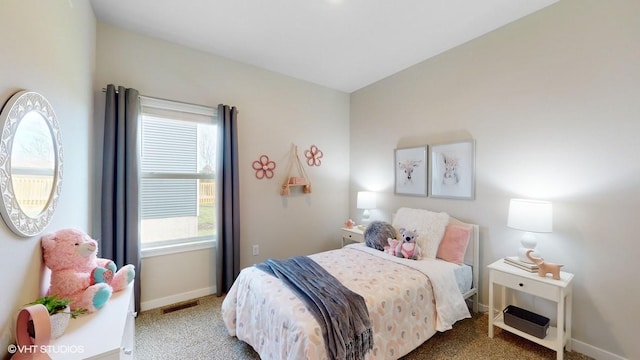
xmin=340 ymin=227 xmax=364 ymax=247
xmin=488 ymin=260 xmax=573 ymax=360
xmin=48 ymin=282 xmax=136 ymax=359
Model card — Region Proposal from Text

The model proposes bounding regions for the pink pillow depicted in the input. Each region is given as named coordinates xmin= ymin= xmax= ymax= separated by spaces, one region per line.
xmin=436 ymin=224 xmax=471 ymax=264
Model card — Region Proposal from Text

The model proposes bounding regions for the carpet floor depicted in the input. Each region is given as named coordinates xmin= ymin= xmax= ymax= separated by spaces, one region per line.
xmin=135 ymin=295 xmax=592 ymax=360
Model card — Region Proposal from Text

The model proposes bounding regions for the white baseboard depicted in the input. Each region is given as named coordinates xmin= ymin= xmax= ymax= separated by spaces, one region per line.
xmin=478 ymin=302 xmax=627 ymax=360
xmin=478 ymin=303 xmax=489 ymax=313
xmin=571 ymin=339 xmax=628 ymax=360
xmin=140 ymin=286 xmax=216 ymax=312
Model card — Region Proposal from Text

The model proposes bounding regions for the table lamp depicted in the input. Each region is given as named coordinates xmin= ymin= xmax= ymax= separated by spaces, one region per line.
xmin=507 ymin=198 xmax=553 ymax=263
xmin=357 ymin=191 xmax=376 ymax=224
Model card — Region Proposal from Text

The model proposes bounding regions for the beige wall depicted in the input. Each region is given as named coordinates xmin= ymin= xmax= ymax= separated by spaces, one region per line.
xmin=0 ymin=0 xmax=96 ymax=356
xmin=350 ymin=0 xmax=639 ymax=358
xmin=94 ymin=22 xmax=351 ymax=309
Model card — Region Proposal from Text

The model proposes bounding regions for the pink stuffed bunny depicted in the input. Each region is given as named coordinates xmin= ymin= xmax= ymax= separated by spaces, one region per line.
xmin=384 ymin=238 xmax=400 ymax=256
xmin=41 ymin=229 xmax=135 ymax=312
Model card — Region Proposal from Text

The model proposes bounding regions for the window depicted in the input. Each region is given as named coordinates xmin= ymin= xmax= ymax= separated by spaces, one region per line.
xmin=139 ymin=97 xmax=218 ymax=254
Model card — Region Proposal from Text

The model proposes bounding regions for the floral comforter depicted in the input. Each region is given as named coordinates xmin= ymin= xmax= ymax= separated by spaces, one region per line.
xmin=221 ymin=243 xmax=470 ymax=360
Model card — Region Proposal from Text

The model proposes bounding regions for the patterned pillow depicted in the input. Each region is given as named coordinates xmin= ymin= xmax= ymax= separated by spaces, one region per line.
xmin=364 ymin=221 xmax=397 ymax=251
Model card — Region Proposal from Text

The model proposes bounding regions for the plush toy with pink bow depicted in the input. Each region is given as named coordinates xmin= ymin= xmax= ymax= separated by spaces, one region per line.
xmin=41 ymin=228 xmax=135 ymax=313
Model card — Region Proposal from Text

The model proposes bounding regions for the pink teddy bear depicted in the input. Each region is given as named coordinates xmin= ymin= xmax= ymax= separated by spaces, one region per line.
xmin=41 ymin=228 xmax=135 ymax=313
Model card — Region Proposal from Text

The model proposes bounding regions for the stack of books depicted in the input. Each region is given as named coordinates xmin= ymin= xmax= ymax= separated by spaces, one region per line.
xmin=504 ymin=256 xmax=539 ymax=272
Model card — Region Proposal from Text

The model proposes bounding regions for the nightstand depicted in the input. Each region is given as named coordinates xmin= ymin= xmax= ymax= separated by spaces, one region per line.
xmin=488 ymin=259 xmax=573 ymax=360
xmin=340 ymin=227 xmax=364 ymax=247
xmin=48 ymin=282 xmax=135 ymax=359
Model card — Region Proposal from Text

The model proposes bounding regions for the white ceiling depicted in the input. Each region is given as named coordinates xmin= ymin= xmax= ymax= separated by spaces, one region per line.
xmin=90 ymin=0 xmax=558 ymax=93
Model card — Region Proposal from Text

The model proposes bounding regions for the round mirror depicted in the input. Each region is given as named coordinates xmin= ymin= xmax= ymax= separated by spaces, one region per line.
xmin=0 ymin=91 xmax=63 ymax=237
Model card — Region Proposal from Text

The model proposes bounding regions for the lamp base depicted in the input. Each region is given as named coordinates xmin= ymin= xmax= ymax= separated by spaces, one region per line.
xmin=518 ymin=247 xmax=540 ymax=263
xmin=517 ymin=231 xmax=539 ymax=263
xmin=361 ymin=209 xmax=371 ymax=225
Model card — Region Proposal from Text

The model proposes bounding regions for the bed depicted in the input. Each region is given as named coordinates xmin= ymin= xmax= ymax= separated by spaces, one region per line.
xmin=221 ymin=208 xmax=480 ymax=359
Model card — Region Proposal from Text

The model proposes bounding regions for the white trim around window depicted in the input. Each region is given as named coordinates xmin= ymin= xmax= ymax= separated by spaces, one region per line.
xmin=141 ymin=239 xmax=216 ymax=258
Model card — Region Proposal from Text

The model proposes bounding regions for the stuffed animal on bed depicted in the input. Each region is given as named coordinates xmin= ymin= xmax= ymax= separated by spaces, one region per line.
xmin=395 ymin=228 xmax=422 ymax=260
xmin=41 ymin=228 xmax=135 ymax=313
xmin=364 ymin=221 xmax=398 ymax=251
xmin=384 ymin=238 xmax=400 ymax=256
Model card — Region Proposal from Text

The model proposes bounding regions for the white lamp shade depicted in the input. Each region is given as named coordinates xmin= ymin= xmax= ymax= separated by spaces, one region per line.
xmin=507 ymin=199 xmax=553 ymax=233
xmin=357 ymin=191 xmax=376 ymax=210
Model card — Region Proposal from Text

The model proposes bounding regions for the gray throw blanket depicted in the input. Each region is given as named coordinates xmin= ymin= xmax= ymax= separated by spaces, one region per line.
xmin=256 ymin=256 xmax=373 ymax=360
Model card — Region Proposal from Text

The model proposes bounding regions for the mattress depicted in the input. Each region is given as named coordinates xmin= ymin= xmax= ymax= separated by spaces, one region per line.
xmin=454 ymin=263 xmax=473 ymax=294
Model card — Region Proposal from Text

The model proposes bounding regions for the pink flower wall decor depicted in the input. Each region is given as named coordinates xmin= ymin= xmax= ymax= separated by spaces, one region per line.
xmin=252 ymin=155 xmax=276 ymax=179
xmin=304 ymin=145 xmax=323 ymax=167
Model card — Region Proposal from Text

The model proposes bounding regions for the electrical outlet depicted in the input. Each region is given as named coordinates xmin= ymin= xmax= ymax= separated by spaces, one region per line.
xmin=252 ymin=245 xmax=259 ymax=256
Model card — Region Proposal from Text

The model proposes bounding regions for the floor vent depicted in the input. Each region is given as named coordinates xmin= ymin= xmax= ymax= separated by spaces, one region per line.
xmin=161 ymin=300 xmax=199 ymax=314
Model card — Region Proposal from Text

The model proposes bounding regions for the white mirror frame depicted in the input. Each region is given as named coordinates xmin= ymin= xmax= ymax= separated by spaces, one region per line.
xmin=0 ymin=91 xmax=63 ymax=237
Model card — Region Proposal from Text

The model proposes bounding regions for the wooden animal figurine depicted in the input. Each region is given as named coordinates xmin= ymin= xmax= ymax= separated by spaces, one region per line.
xmin=526 ymin=250 xmax=563 ymax=280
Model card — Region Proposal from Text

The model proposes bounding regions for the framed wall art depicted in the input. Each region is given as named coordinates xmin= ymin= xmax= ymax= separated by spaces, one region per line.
xmin=429 ymin=140 xmax=475 ymax=200
xmin=394 ymin=146 xmax=427 ymax=196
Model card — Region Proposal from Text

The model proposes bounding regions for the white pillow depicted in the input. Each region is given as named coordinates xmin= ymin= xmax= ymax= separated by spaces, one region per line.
xmin=392 ymin=207 xmax=450 ymax=259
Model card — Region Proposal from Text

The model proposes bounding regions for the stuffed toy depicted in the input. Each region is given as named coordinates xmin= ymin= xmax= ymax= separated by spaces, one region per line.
xmin=395 ymin=228 xmax=422 ymax=260
xmin=384 ymin=238 xmax=400 ymax=256
xmin=364 ymin=221 xmax=398 ymax=251
xmin=344 ymin=219 xmax=355 ymax=229
xmin=41 ymin=228 xmax=135 ymax=313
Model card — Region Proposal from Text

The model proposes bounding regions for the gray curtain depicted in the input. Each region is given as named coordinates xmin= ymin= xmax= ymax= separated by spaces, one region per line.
xmin=216 ymin=104 xmax=240 ymax=296
xmin=100 ymin=84 xmax=141 ymax=311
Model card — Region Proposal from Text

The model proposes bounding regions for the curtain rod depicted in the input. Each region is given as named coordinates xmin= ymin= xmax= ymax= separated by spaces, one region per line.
xmin=101 ymin=87 xmax=217 ymax=110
